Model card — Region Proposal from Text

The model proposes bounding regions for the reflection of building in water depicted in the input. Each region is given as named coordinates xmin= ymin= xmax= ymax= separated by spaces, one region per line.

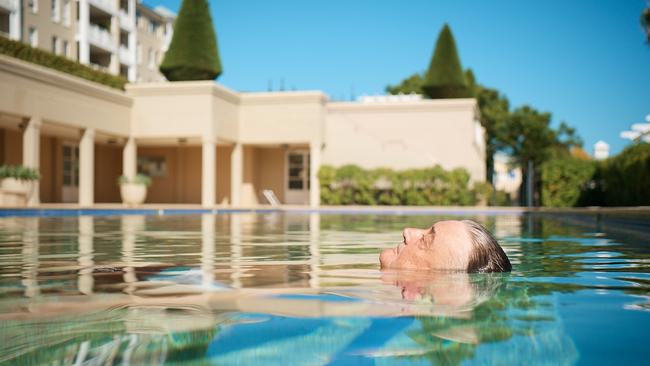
xmin=121 ymin=214 xmax=144 ymax=294
xmin=78 ymin=216 xmax=94 ymax=295
xmin=493 ymin=214 xmax=523 ymax=239
xmin=22 ymin=217 xmax=40 ymax=297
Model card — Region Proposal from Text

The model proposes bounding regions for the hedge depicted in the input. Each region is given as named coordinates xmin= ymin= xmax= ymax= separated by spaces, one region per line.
xmin=0 ymin=36 xmax=127 ymax=89
xmin=541 ymin=143 xmax=650 ymax=207
xmin=541 ymin=157 xmax=596 ymax=207
xmin=319 ymin=164 xmax=491 ymax=206
xmin=597 ymin=142 xmax=650 ymax=206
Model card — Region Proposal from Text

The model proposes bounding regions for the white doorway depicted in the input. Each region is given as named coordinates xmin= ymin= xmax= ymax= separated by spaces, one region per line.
xmin=285 ymin=150 xmax=310 ymax=205
xmin=62 ymin=142 xmax=79 ymax=203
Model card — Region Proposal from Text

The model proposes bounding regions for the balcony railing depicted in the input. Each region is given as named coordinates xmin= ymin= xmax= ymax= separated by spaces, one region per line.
xmin=118 ymin=45 xmax=131 ymax=65
xmin=0 ymin=0 xmax=17 ymax=12
xmin=118 ymin=9 xmax=133 ymax=31
xmin=89 ymin=62 xmax=110 ymax=73
xmin=88 ymin=24 xmax=115 ymax=52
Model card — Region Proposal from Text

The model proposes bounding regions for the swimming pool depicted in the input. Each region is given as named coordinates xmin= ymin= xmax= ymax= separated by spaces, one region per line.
xmin=0 ymin=211 xmax=648 ymax=365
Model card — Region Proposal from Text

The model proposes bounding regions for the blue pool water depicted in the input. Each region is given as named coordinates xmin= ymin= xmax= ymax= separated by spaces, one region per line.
xmin=0 ymin=211 xmax=648 ymax=365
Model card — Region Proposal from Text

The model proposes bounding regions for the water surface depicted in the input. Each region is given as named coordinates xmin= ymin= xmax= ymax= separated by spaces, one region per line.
xmin=0 ymin=212 xmax=648 ymax=365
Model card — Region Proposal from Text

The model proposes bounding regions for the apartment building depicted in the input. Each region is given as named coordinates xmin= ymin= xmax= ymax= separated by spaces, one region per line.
xmin=0 ymin=0 xmax=174 ymax=82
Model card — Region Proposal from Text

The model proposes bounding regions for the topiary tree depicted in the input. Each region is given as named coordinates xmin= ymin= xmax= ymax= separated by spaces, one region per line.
xmin=422 ymin=24 xmax=470 ymax=99
xmin=159 ymin=0 xmax=222 ymax=81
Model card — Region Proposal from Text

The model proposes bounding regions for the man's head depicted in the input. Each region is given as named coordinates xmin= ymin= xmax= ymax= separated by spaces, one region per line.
xmin=379 ymin=219 xmax=511 ymax=273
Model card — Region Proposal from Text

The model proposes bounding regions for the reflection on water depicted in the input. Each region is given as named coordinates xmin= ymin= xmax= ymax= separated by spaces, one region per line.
xmin=0 ymin=212 xmax=648 ymax=365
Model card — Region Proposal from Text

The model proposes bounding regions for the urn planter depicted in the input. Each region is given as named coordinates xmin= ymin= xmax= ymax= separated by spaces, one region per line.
xmin=120 ymin=183 xmax=147 ymax=206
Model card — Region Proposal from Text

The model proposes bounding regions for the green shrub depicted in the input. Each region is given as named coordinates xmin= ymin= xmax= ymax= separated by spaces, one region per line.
xmin=319 ymin=164 xmax=485 ymax=206
xmin=159 ymin=0 xmax=222 ymax=81
xmin=0 ymin=36 xmax=127 ymax=89
xmin=0 ymin=165 xmax=40 ymax=181
xmin=118 ymin=174 xmax=152 ymax=187
xmin=541 ymin=157 xmax=596 ymax=207
xmin=599 ymin=142 xmax=650 ymax=206
xmin=540 ymin=143 xmax=650 ymax=207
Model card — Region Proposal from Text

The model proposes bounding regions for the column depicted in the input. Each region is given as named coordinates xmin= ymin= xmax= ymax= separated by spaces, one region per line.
xmin=309 ymin=140 xmax=321 ymax=207
xmin=202 ymin=138 xmax=216 ymax=207
xmin=79 ymin=128 xmax=95 ymax=206
xmin=109 ymin=13 xmax=119 ymax=74
xmin=78 ymin=0 xmax=89 ymax=64
xmin=122 ymin=137 xmax=137 ymax=179
xmin=23 ymin=116 xmax=41 ymax=206
xmin=127 ymin=0 xmax=137 ymax=82
xmin=230 ymin=143 xmax=243 ymax=207
xmin=9 ymin=2 xmax=21 ymax=40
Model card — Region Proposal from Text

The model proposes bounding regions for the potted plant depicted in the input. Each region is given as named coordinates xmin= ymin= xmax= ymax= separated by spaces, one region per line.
xmin=118 ymin=174 xmax=152 ymax=206
xmin=0 ymin=165 xmax=40 ymax=201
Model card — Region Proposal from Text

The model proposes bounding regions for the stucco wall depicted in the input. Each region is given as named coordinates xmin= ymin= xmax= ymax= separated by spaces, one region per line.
xmin=238 ymin=92 xmax=326 ymax=145
xmin=39 ymin=135 xmax=56 ymax=202
xmin=216 ymin=145 xmax=232 ymax=204
xmin=1 ymin=128 xmax=22 ymax=165
xmin=139 ymin=145 xmax=202 ymax=204
xmin=254 ymin=147 xmax=285 ymax=203
xmin=95 ymin=144 xmax=122 ymax=203
xmin=0 ymin=56 xmax=131 ymax=137
xmin=324 ymin=99 xmax=485 ymax=182
xmin=22 ymin=0 xmax=76 ymax=58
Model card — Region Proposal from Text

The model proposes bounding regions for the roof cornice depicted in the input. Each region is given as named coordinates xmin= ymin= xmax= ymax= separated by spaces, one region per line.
xmin=0 ymin=55 xmax=132 ymax=107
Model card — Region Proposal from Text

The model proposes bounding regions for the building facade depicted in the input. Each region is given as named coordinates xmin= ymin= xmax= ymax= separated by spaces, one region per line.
xmin=0 ymin=54 xmax=485 ymax=207
xmin=0 ymin=0 xmax=173 ymax=82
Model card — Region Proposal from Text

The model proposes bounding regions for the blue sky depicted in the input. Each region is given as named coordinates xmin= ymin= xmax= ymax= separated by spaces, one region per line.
xmin=147 ymin=0 xmax=650 ymax=155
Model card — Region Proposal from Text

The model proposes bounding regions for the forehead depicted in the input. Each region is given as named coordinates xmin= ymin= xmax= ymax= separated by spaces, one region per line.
xmin=431 ymin=220 xmax=473 ymax=268
xmin=433 ymin=220 xmax=470 ymax=238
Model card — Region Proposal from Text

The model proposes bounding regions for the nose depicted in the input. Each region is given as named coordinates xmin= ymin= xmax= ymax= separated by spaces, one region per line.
xmin=402 ymin=228 xmax=423 ymax=245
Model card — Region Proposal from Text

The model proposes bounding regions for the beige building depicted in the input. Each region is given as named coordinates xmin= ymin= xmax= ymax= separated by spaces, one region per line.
xmin=0 ymin=0 xmax=173 ymax=81
xmin=0 ymin=52 xmax=485 ymax=207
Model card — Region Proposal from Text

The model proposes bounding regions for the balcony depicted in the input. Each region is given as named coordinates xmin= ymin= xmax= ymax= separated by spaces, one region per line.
xmin=0 ymin=0 xmax=17 ymax=12
xmin=88 ymin=24 xmax=115 ymax=52
xmin=119 ymin=45 xmax=132 ymax=65
xmin=88 ymin=0 xmax=115 ymax=16
xmin=118 ymin=9 xmax=133 ymax=31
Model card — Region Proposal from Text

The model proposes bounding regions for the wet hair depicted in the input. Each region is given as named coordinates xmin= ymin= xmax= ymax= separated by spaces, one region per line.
xmin=462 ymin=220 xmax=512 ymax=273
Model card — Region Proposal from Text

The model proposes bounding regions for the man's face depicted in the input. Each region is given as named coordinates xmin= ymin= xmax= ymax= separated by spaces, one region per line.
xmin=379 ymin=220 xmax=473 ymax=271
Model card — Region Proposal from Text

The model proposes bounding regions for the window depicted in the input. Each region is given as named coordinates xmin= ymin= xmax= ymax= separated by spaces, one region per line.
xmin=287 ymin=151 xmax=310 ymax=191
xmin=28 ymin=0 xmax=38 ymax=13
xmin=62 ymin=0 xmax=70 ymax=26
xmin=51 ymin=0 xmax=59 ymax=22
xmin=51 ymin=36 xmax=58 ymax=54
xmin=63 ymin=40 xmax=69 ymax=57
xmin=28 ymin=27 xmax=38 ymax=47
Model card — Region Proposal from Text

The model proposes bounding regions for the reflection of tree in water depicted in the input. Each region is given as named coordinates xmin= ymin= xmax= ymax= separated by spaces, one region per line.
xmin=0 ymin=307 xmax=221 ymax=366
xmin=400 ymin=275 xmax=577 ymax=365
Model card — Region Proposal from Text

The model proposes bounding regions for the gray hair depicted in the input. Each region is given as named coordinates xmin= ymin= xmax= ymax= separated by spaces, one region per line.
xmin=462 ymin=220 xmax=512 ymax=273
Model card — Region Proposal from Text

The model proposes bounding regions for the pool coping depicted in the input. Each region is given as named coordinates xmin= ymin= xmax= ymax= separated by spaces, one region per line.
xmin=0 ymin=204 xmax=648 ymax=218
